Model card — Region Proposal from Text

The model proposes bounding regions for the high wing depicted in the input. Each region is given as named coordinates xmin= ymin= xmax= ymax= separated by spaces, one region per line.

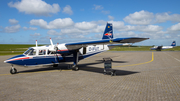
xmin=65 ymin=37 xmax=149 ymax=50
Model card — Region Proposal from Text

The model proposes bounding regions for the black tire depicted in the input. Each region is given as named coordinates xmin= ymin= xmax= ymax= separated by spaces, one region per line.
xmin=72 ymin=65 xmax=79 ymax=71
xmin=10 ymin=68 xmax=17 ymax=74
xmin=53 ymin=64 xmax=58 ymax=67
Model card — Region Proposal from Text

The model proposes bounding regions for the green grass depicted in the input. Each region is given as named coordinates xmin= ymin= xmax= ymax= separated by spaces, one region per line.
xmin=0 ymin=44 xmax=36 ymax=55
xmin=0 ymin=44 xmax=179 ymax=56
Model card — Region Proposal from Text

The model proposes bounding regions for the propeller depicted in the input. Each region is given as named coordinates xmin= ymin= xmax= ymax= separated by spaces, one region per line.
xmin=49 ymin=38 xmax=59 ymax=51
xmin=36 ymin=40 xmax=38 ymax=47
xmin=49 ymin=38 xmax=60 ymax=62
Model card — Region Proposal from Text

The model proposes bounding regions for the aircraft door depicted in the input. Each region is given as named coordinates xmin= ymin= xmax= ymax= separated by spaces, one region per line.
xmin=83 ymin=47 xmax=87 ymax=54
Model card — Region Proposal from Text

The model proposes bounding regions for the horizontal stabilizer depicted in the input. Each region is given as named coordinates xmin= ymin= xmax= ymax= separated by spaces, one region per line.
xmin=114 ymin=37 xmax=149 ymax=43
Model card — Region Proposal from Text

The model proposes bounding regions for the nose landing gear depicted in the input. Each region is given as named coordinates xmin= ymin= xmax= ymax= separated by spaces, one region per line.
xmin=10 ymin=65 xmax=17 ymax=74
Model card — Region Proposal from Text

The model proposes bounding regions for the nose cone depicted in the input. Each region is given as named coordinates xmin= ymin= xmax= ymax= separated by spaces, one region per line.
xmin=4 ymin=54 xmax=25 ymax=64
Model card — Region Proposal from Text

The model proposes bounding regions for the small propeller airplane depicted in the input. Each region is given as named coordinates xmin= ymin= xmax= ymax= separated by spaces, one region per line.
xmin=4 ymin=23 xmax=149 ymax=74
xmin=150 ymin=41 xmax=176 ymax=51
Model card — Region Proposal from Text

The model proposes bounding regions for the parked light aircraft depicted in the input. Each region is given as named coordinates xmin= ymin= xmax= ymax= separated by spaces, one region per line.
xmin=4 ymin=23 xmax=149 ymax=74
xmin=150 ymin=41 xmax=176 ymax=51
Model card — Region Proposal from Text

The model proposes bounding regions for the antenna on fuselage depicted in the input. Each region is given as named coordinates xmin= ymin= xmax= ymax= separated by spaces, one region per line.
xmin=36 ymin=40 xmax=38 ymax=47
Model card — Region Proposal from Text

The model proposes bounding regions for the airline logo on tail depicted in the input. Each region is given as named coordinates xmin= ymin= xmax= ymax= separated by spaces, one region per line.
xmin=171 ymin=41 xmax=176 ymax=46
xmin=105 ymin=33 xmax=112 ymax=36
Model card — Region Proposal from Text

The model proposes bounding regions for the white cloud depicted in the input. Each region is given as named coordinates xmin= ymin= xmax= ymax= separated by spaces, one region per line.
xmin=30 ymin=19 xmax=48 ymax=28
xmin=93 ymin=4 xmax=103 ymax=10
xmin=30 ymin=18 xmax=74 ymax=29
xmin=92 ymin=4 xmax=109 ymax=14
xmin=92 ymin=25 xmax=106 ymax=33
xmin=101 ymin=10 xmax=110 ymax=14
xmin=168 ymin=23 xmax=180 ymax=31
xmin=62 ymin=5 xmax=73 ymax=15
xmin=123 ymin=10 xmax=154 ymax=25
xmin=108 ymin=21 xmax=125 ymax=29
xmin=4 ymin=25 xmax=21 ymax=33
xmin=60 ymin=28 xmax=88 ymax=34
xmin=75 ymin=22 xmax=97 ymax=30
xmin=48 ymin=18 xmax=74 ymax=29
xmin=126 ymin=25 xmax=162 ymax=32
xmin=8 ymin=0 xmax=60 ymax=16
xmin=109 ymin=21 xmax=163 ymax=32
xmin=155 ymin=12 xmax=180 ymax=23
xmin=47 ymin=30 xmax=61 ymax=35
xmin=9 ymin=19 xmax=19 ymax=25
xmin=30 ymin=33 xmax=41 ymax=36
xmin=137 ymin=25 xmax=163 ymax=32
xmin=124 ymin=11 xmax=180 ymax=25
xmin=108 ymin=15 xmax=114 ymax=20
xmin=23 ymin=27 xmax=37 ymax=30
xmin=91 ymin=20 xmax=107 ymax=25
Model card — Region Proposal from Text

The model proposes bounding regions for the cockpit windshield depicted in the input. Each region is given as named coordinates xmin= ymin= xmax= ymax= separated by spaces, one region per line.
xmin=23 ymin=48 xmax=36 ymax=55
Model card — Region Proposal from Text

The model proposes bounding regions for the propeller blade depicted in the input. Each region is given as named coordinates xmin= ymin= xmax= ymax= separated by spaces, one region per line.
xmin=50 ymin=38 xmax=53 ymax=46
xmin=36 ymin=40 xmax=38 ymax=47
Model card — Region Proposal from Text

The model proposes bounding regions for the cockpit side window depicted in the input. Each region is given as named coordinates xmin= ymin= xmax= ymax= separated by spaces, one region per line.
xmin=24 ymin=48 xmax=36 ymax=55
xmin=29 ymin=49 xmax=36 ymax=55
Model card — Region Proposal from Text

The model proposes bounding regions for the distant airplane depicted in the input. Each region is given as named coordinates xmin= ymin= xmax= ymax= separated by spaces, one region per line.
xmin=150 ymin=41 xmax=176 ymax=51
xmin=4 ymin=23 xmax=149 ymax=74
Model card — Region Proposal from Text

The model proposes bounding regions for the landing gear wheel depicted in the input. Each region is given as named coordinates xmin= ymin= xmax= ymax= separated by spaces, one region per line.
xmin=53 ymin=64 xmax=58 ymax=67
xmin=10 ymin=68 xmax=17 ymax=74
xmin=72 ymin=65 xmax=79 ymax=71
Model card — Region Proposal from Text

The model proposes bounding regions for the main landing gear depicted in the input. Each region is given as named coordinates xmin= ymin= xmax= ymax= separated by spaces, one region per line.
xmin=71 ymin=65 xmax=79 ymax=71
xmin=10 ymin=65 xmax=17 ymax=74
xmin=71 ymin=51 xmax=80 ymax=71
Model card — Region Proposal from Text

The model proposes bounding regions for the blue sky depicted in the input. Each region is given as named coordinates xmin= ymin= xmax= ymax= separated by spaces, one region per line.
xmin=0 ymin=0 xmax=180 ymax=46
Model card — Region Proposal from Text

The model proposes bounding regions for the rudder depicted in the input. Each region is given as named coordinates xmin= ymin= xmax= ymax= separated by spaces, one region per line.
xmin=102 ymin=23 xmax=113 ymax=39
xmin=171 ymin=41 xmax=176 ymax=46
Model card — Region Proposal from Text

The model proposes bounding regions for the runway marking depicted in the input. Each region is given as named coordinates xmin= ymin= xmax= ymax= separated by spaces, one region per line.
xmin=163 ymin=52 xmax=180 ymax=62
xmin=112 ymin=52 xmax=154 ymax=68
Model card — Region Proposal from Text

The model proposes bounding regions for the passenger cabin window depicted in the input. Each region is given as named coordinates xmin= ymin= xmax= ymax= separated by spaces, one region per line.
xmin=39 ymin=50 xmax=46 ymax=55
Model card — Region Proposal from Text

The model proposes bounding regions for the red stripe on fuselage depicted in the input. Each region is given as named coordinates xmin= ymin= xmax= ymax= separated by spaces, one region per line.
xmin=57 ymin=49 xmax=69 ymax=51
xmin=7 ymin=57 xmax=30 ymax=62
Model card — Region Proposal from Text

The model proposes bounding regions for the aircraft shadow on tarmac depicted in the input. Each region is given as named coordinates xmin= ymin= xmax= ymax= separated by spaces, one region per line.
xmin=17 ymin=60 xmax=139 ymax=76
xmin=78 ymin=66 xmax=139 ymax=76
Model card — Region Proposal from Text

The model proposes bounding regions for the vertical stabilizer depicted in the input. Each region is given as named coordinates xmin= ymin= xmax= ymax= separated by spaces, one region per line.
xmin=171 ymin=41 xmax=176 ymax=46
xmin=102 ymin=23 xmax=113 ymax=39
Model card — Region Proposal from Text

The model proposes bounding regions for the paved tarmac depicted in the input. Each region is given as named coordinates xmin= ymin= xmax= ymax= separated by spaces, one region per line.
xmin=0 ymin=51 xmax=180 ymax=101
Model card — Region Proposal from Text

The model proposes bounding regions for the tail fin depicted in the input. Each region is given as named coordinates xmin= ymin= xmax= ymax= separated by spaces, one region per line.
xmin=102 ymin=23 xmax=113 ymax=39
xmin=171 ymin=41 xmax=176 ymax=46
